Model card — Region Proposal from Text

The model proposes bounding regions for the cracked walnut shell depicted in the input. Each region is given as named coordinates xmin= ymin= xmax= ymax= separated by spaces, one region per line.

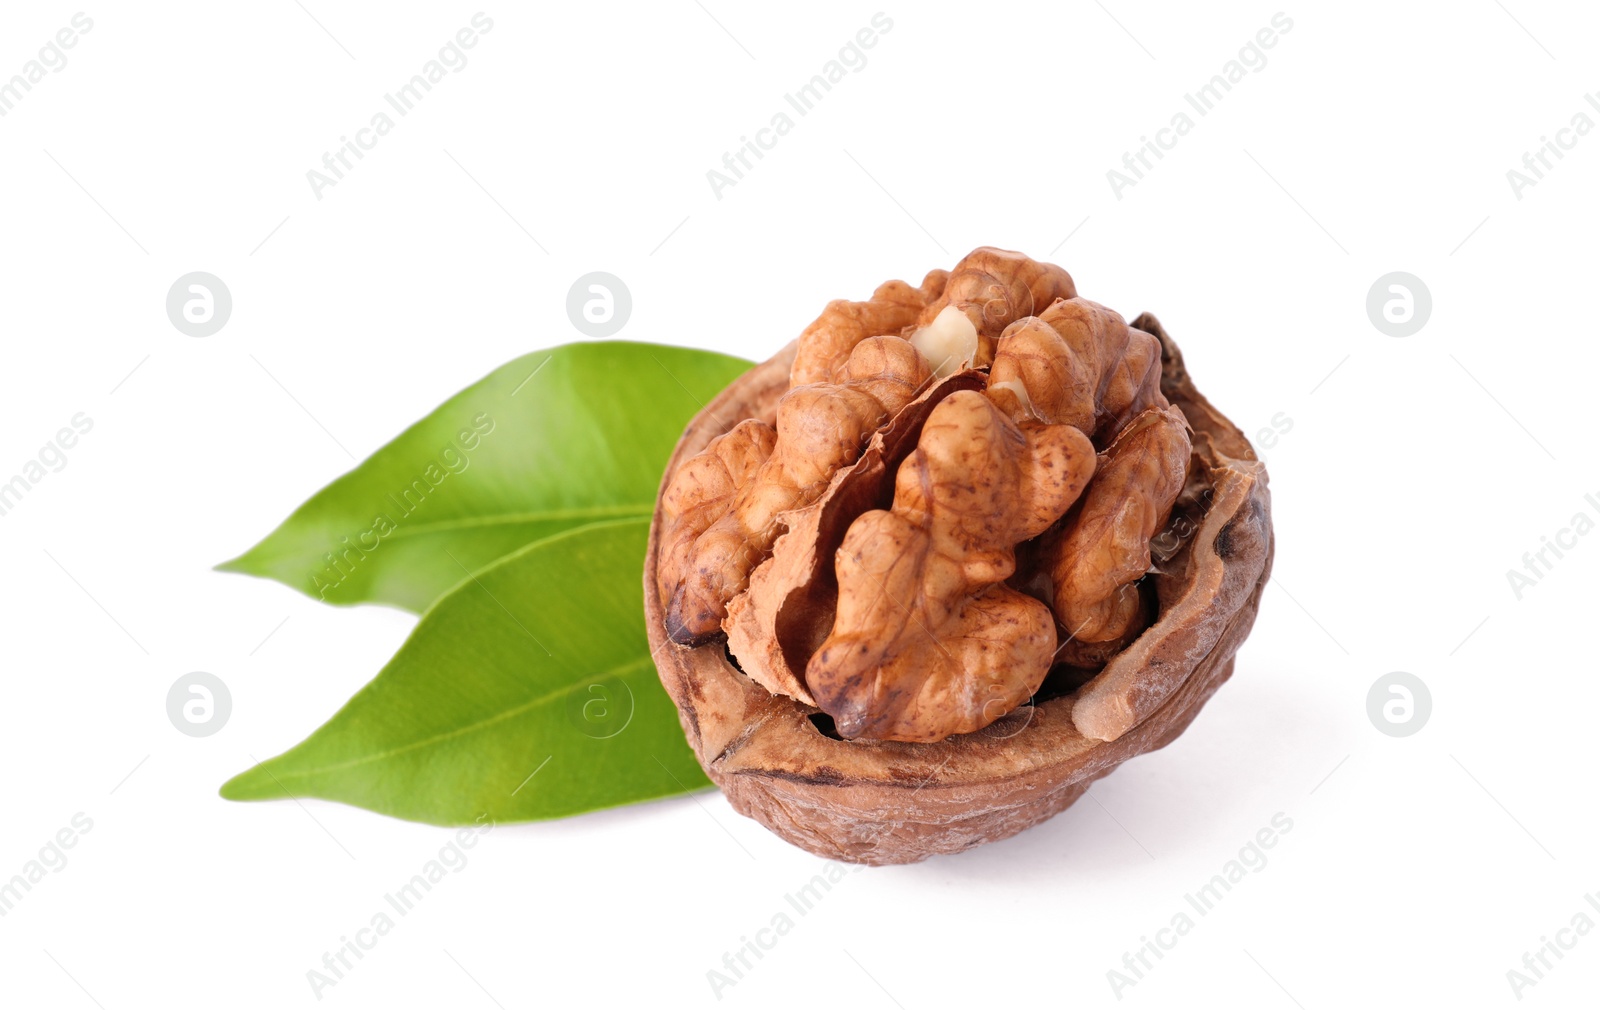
xmin=645 ymin=249 xmax=1273 ymax=864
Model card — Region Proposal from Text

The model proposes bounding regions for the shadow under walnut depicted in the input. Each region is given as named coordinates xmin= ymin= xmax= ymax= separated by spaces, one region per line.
xmin=644 ymin=315 xmax=1274 ymax=865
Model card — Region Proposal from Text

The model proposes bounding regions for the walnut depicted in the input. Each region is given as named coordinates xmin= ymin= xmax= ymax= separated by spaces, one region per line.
xmin=913 ymin=246 xmax=1077 ymax=368
xmin=1050 ymin=404 xmax=1191 ymax=645
xmin=661 ymin=336 xmax=931 ymax=645
xmin=789 ymin=270 xmax=948 ymax=386
xmin=807 ymin=389 xmax=1097 ymax=742
xmin=646 ymin=250 xmax=1273 ymax=864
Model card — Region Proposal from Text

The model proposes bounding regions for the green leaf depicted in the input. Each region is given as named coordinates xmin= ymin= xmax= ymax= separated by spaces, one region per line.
xmin=218 ymin=341 xmax=751 ymax=612
xmin=220 ymin=519 xmax=710 ymax=824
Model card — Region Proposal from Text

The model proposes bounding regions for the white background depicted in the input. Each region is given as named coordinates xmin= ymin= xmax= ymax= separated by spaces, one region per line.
xmin=1 ymin=1 xmax=1596 ymax=1007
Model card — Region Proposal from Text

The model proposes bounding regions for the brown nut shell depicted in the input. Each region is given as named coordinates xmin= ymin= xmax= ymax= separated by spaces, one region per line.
xmin=644 ymin=318 xmax=1273 ymax=865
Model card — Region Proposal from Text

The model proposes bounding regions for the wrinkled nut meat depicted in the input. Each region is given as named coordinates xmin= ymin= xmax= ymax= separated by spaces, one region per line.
xmin=646 ymin=248 xmax=1274 ymax=864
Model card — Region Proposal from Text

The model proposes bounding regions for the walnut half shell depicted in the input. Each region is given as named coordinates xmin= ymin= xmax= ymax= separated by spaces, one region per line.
xmin=644 ymin=310 xmax=1273 ymax=865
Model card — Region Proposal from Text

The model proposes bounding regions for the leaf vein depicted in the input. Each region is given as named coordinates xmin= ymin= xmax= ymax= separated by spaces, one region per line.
xmin=378 ymin=504 xmax=653 ymax=541
xmin=259 ymin=653 xmax=656 ymax=782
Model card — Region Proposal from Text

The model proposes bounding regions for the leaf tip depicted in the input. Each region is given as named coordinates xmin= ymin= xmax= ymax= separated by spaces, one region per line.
xmin=218 ymin=765 xmax=271 ymax=802
xmin=213 ymin=541 xmax=269 ymax=576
